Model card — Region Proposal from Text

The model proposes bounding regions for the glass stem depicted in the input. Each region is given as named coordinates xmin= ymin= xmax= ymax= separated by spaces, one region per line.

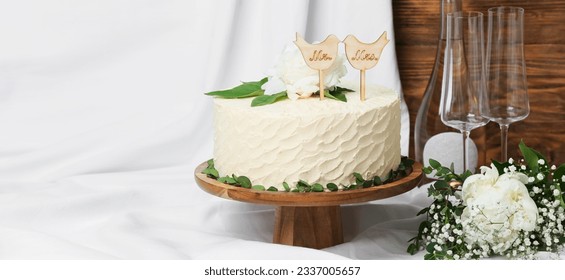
xmin=500 ymin=124 xmax=509 ymax=162
xmin=462 ymin=130 xmax=470 ymax=173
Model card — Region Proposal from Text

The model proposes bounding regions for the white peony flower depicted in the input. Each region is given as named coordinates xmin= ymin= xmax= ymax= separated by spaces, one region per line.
xmin=460 ymin=164 xmax=538 ymax=254
xmin=262 ymin=44 xmax=347 ymax=100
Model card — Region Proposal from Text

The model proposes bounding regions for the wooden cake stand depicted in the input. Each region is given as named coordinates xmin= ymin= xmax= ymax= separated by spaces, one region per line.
xmin=194 ymin=161 xmax=423 ymax=249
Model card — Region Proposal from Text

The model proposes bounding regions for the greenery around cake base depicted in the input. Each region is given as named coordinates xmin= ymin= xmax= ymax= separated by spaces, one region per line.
xmin=202 ymin=157 xmax=415 ymax=192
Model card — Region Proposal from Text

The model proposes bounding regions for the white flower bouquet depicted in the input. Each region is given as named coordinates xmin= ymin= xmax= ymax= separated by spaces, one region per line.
xmin=408 ymin=141 xmax=565 ymax=259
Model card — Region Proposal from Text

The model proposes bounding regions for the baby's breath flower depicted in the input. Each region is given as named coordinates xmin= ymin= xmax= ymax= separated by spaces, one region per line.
xmin=409 ymin=147 xmax=565 ymax=260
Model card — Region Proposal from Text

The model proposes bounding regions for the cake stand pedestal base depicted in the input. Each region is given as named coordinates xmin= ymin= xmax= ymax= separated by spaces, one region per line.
xmin=273 ymin=206 xmax=343 ymax=249
xmin=194 ymin=160 xmax=422 ymax=250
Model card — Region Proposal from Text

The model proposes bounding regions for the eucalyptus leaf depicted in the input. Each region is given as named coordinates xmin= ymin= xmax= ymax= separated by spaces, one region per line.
xmin=373 ymin=176 xmax=383 ymax=186
xmin=252 ymin=185 xmax=266 ymax=191
xmin=282 ymin=182 xmax=291 ymax=192
xmin=236 ymin=176 xmax=252 ymax=189
xmin=434 ymin=180 xmax=449 ymax=191
xmin=205 ymin=78 xmax=268 ymax=99
xmin=326 ymin=183 xmax=338 ymax=191
xmin=311 ymin=183 xmax=324 ymax=192
xmin=267 ymin=186 xmax=279 ymax=192
xmin=251 ymin=91 xmax=288 ymax=107
xmin=429 ymin=159 xmax=441 ymax=169
xmin=218 ymin=176 xmax=236 ymax=184
xmin=353 ymin=173 xmax=364 ymax=183
xmin=202 ymin=168 xmax=219 ymax=179
xmin=297 ymin=180 xmax=311 ymax=188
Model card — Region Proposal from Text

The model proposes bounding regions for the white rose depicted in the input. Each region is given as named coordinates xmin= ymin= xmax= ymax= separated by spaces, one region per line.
xmin=460 ymin=164 xmax=538 ymax=254
xmin=262 ymin=44 xmax=347 ymax=100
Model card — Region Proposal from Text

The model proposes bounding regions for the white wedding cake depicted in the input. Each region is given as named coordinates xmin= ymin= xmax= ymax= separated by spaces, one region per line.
xmin=213 ymin=81 xmax=401 ymax=189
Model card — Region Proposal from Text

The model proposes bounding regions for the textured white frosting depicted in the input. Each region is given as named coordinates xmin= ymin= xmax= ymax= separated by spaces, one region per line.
xmin=212 ymin=82 xmax=401 ymax=189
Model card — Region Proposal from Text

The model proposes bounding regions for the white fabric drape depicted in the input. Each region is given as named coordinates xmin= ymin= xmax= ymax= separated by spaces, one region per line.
xmin=0 ymin=0 xmax=421 ymax=259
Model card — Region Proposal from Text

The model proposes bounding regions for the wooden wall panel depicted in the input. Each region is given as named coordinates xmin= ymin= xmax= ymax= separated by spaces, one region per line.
xmin=393 ymin=0 xmax=565 ymax=164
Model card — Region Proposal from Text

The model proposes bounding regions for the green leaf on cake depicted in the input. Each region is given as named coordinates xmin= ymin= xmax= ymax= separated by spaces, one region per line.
xmin=252 ymin=185 xmax=266 ymax=191
xmin=218 ymin=176 xmax=237 ymax=184
xmin=236 ymin=176 xmax=252 ymax=189
xmin=373 ymin=176 xmax=382 ymax=186
xmin=251 ymin=91 xmax=288 ymax=107
xmin=353 ymin=172 xmax=364 ymax=184
xmin=205 ymin=76 xmax=356 ymax=107
xmin=311 ymin=183 xmax=324 ymax=192
xmin=325 ymin=86 xmax=353 ymax=102
xmin=205 ymin=77 xmax=268 ymax=99
xmin=202 ymin=159 xmax=219 ymax=179
xmin=203 ymin=156 xmax=413 ymax=193
xmin=326 ymin=183 xmax=338 ymax=192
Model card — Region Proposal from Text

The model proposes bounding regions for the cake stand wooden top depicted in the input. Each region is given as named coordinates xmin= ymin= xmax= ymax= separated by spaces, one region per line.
xmin=194 ymin=160 xmax=423 ymax=207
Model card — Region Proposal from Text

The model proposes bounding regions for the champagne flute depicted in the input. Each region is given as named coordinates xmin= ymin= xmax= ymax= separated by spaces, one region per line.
xmin=441 ymin=12 xmax=489 ymax=172
xmin=484 ymin=7 xmax=529 ymax=162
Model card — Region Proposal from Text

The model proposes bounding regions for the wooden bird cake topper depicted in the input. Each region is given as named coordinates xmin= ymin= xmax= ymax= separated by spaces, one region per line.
xmin=294 ymin=33 xmax=340 ymax=100
xmin=343 ymin=32 xmax=390 ymax=101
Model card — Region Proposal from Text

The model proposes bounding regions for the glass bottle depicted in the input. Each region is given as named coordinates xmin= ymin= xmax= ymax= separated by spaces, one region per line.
xmin=414 ymin=0 xmax=486 ymax=176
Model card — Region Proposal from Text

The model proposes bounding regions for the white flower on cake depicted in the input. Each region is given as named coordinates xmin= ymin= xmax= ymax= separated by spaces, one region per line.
xmin=262 ymin=44 xmax=347 ymax=100
xmin=460 ymin=164 xmax=538 ymax=254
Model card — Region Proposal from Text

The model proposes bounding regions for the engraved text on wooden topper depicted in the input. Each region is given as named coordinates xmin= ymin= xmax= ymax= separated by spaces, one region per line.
xmin=344 ymin=32 xmax=389 ymax=101
xmin=295 ymin=33 xmax=340 ymax=100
